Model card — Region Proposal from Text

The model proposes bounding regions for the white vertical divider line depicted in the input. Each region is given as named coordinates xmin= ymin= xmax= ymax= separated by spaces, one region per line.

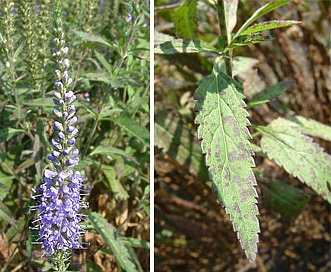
xmin=150 ymin=0 xmax=155 ymax=270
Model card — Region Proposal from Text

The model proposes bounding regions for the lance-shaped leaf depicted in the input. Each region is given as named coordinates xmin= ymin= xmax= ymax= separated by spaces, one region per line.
xmin=88 ymin=212 xmax=138 ymax=272
xmin=224 ymin=0 xmax=239 ymax=37
xmin=173 ymin=0 xmax=198 ymax=38
xmin=233 ymin=0 xmax=293 ymax=40
xmin=247 ymin=80 xmax=294 ymax=108
xmin=257 ymin=118 xmax=331 ymax=203
xmin=194 ymin=58 xmax=259 ymax=262
xmin=241 ymin=20 xmax=301 ymax=35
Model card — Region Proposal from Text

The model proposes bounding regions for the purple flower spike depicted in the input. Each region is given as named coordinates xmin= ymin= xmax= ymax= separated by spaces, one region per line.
xmin=32 ymin=25 xmax=89 ymax=261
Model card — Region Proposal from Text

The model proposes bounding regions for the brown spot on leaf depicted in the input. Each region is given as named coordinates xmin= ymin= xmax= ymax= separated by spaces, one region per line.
xmin=228 ymin=151 xmax=238 ymax=162
xmin=233 ymin=176 xmax=240 ymax=184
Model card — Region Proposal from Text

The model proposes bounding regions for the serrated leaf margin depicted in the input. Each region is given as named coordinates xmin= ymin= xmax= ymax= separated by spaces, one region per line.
xmin=258 ymin=118 xmax=331 ymax=203
xmin=194 ymin=58 xmax=260 ymax=262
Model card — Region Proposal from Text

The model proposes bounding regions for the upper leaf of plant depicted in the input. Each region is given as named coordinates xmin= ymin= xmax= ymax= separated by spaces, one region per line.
xmin=241 ymin=20 xmax=301 ymax=35
xmin=233 ymin=0 xmax=293 ymax=40
xmin=224 ymin=0 xmax=239 ymax=38
xmin=72 ymin=30 xmax=113 ymax=48
xmin=113 ymin=116 xmax=150 ymax=147
xmin=173 ymin=0 xmax=198 ymax=38
xmin=257 ymin=118 xmax=331 ymax=203
xmin=247 ymin=80 xmax=295 ymax=108
xmin=194 ymin=57 xmax=259 ymax=262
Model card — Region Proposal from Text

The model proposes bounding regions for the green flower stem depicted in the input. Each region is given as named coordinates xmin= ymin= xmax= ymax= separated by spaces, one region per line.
xmin=216 ymin=0 xmax=232 ymax=77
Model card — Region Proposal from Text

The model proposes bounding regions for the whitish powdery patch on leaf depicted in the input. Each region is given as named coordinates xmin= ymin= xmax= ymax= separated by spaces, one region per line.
xmin=194 ymin=57 xmax=259 ymax=262
xmin=258 ymin=118 xmax=331 ymax=204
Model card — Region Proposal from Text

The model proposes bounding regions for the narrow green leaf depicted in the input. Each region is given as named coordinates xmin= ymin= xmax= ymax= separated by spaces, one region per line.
xmin=224 ymin=0 xmax=239 ymax=37
xmin=233 ymin=0 xmax=293 ymax=40
xmin=113 ymin=117 xmax=150 ymax=147
xmin=13 ymin=43 xmax=24 ymax=62
xmin=22 ymin=97 xmax=54 ymax=108
xmin=103 ymin=167 xmax=129 ymax=200
xmin=247 ymin=81 xmax=294 ymax=108
xmin=87 ymin=212 xmax=138 ymax=272
xmin=89 ymin=146 xmax=139 ymax=165
xmin=283 ymin=116 xmax=331 ymax=141
xmin=155 ymin=38 xmax=218 ymax=54
xmin=0 ymin=128 xmax=25 ymax=143
xmin=257 ymin=118 xmax=331 ymax=203
xmin=94 ymin=50 xmax=112 ymax=75
xmin=241 ymin=20 xmax=301 ymax=35
xmin=82 ymin=72 xmax=122 ymax=87
xmin=194 ymin=57 xmax=259 ymax=262
xmin=98 ymin=108 xmax=123 ymax=120
xmin=261 ymin=180 xmax=310 ymax=221
xmin=72 ymin=30 xmax=112 ymax=48
xmin=173 ymin=0 xmax=198 ymax=38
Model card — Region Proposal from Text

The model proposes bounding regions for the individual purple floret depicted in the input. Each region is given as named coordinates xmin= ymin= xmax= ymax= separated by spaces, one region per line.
xmin=31 ymin=27 xmax=89 ymax=258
